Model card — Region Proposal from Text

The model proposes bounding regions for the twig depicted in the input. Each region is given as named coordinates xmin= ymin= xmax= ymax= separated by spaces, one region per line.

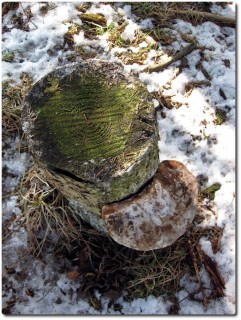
xmin=20 ymin=3 xmax=38 ymax=30
xmin=145 ymin=43 xmax=197 ymax=73
xmin=35 ymin=287 xmax=53 ymax=302
xmin=188 ymin=239 xmax=208 ymax=308
xmin=196 ymin=247 xmax=225 ymax=298
xmin=153 ymin=8 xmax=235 ymax=27
xmin=196 ymin=62 xmax=212 ymax=81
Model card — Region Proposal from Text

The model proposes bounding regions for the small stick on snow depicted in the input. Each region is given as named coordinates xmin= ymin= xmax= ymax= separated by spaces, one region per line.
xmin=20 ymin=3 xmax=38 ymax=30
xmin=145 ymin=43 xmax=197 ymax=73
xmin=153 ymin=9 xmax=236 ymax=27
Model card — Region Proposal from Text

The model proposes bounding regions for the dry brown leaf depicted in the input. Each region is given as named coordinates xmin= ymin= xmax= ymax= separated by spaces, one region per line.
xmin=67 ymin=270 xmax=80 ymax=280
xmin=102 ymin=289 xmax=122 ymax=300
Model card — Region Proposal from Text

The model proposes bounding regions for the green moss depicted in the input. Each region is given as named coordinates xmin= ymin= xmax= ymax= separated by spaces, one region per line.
xmin=44 ymin=77 xmax=60 ymax=93
xmin=106 ymin=143 xmax=159 ymax=202
xmin=36 ymin=75 xmax=142 ymax=162
xmin=2 ymin=51 xmax=15 ymax=62
xmin=214 ymin=108 xmax=227 ymax=126
xmin=79 ymin=13 xmax=107 ymax=26
xmin=202 ymin=183 xmax=221 ymax=201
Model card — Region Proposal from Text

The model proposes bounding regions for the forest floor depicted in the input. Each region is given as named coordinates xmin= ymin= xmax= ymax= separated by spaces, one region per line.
xmin=1 ymin=1 xmax=236 ymax=315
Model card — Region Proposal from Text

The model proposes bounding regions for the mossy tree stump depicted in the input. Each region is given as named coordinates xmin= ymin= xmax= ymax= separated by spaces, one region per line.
xmin=24 ymin=60 xmax=198 ymax=250
xmin=24 ymin=60 xmax=159 ymax=235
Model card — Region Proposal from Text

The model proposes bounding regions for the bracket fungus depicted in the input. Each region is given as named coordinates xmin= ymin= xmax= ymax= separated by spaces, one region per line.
xmin=103 ymin=160 xmax=198 ymax=250
xmin=24 ymin=60 xmax=198 ymax=251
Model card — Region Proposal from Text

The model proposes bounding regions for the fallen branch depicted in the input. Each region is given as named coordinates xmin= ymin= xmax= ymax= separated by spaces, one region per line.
xmin=153 ymin=8 xmax=235 ymax=27
xmin=145 ymin=43 xmax=197 ymax=73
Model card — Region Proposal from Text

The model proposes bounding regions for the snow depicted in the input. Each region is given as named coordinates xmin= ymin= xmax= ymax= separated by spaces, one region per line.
xmin=211 ymin=2 xmax=235 ymax=16
xmin=2 ymin=196 xmax=21 ymax=224
xmin=2 ymin=136 xmax=33 ymax=192
xmin=1 ymin=1 xmax=236 ymax=316
xmin=121 ymin=20 xmax=139 ymax=42
xmin=139 ymin=69 xmax=173 ymax=92
xmin=2 ymin=2 xmax=81 ymax=82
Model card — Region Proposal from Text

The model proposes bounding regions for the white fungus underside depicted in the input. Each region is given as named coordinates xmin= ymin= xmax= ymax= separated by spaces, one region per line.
xmin=105 ymin=180 xmax=195 ymax=250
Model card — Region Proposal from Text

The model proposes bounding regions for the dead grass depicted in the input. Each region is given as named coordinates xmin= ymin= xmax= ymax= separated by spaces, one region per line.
xmin=2 ymin=2 xmax=20 ymax=17
xmin=2 ymin=73 xmax=32 ymax=135
xmin=107 ymin=21 xmax=130 ymax=48
xmin=115 ymin=43 xmax=158 ymax=65
xmin=19 ymin=164 xmax=82 ymax=257
xmin=129 ymin=2 xmax=183 ymax=28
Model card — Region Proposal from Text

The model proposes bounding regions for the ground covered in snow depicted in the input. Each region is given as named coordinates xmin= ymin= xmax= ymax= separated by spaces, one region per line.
xmin=1 ymin=1 xmax=236 ymax=315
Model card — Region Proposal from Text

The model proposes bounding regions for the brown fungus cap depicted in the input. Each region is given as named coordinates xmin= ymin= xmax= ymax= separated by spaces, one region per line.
xmin=102 ymin=160 xmax=198 ymax=251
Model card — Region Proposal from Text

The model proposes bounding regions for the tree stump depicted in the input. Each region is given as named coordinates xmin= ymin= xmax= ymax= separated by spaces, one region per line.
xmin=24 ymin=60 xmax=159 ymax=232
xmin=24 ymin=60 xmax=198 ymax=250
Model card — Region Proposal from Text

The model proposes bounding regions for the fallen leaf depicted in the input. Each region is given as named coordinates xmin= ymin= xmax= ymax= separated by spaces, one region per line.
xmin=25 ymin=288 xmax=35 ymax=297
xmin=55 ymin=297 xmax=62 ymax=304
xmin=88 ymin=292 xmax=102 ymax=311
xmin=67 ymin=270 xmax=80 ymax=280
xmin=102 ymin=288 xmax=122 ymax=300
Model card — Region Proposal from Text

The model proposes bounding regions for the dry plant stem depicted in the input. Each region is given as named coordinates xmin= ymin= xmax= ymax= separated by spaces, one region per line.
xmin=19 ymin=3 xmax=38 ymax=30
xmin=163 ymin=57 xmax=189 ymax=88
xmin=153 ymin=9 xmax=235 ymax=27
xmin=196 ymin=245 xmax=225 ymax=298
xmin=20 ymin=166 xmax=82 ymax=256
xmin=188 ymin=239 xmax=208 ymax=308
xmin=146 ymin=43 xmax=197 ymax=73
xmin=196 ymin=62 xmax=212 ymax=81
